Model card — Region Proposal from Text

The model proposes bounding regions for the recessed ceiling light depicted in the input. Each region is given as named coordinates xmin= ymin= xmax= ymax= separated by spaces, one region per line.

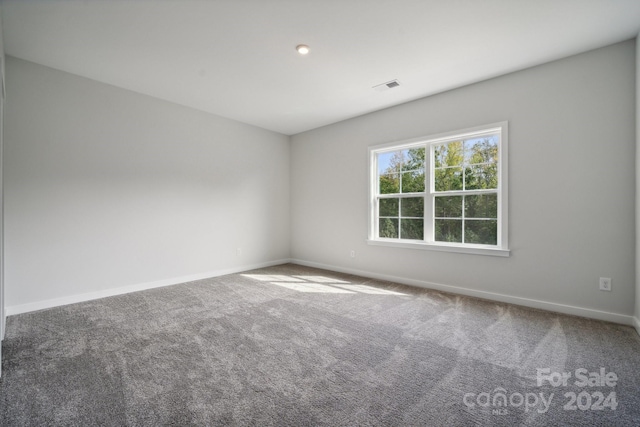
xmin=296 ymin=44 xmax=310 ymax=55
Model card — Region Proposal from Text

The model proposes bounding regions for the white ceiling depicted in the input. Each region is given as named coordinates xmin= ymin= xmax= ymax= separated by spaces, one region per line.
xmin=2 ymin=0 xmax=640 ymax=135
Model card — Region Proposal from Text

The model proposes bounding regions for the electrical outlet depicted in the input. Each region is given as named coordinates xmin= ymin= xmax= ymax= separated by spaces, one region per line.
xmin=599 ymin=277 xmax=611 ymax=291
xmin=350 ymin=250 xmax=356 ymax=258
xmin=236 ymin=248 xmax=242 ymax=257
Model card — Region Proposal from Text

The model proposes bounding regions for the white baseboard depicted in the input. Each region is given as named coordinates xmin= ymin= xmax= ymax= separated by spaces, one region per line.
xmin=7 ymin=257 xmax=639 ymax=332
xmin=291 ymin=258 xmax=636 ymax=327
xmin=633 ymin=316 xmax=640 ymax=336
xmin=6 ymin=259 xmax=292 ymax=316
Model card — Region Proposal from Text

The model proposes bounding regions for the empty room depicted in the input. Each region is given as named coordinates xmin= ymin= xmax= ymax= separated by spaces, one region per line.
xmin=0 ymin=0 xmax=639 ymax=426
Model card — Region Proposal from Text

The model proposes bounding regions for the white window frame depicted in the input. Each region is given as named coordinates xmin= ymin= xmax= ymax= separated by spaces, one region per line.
xmin=367 ymin=122 xmax=509 ymax=257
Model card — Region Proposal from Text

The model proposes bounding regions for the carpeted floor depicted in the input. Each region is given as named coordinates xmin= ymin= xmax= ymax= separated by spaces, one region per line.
xmin=1 ymin=263 xmax=639 ymax=426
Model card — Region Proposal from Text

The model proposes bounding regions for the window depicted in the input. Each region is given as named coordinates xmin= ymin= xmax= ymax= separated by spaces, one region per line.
xmin=368 ymin=122 xmax=509 ymax=256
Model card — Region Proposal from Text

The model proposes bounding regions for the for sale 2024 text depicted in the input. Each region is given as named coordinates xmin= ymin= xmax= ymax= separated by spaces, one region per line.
xmin=537 ymin=368 xmax=618 ymax=411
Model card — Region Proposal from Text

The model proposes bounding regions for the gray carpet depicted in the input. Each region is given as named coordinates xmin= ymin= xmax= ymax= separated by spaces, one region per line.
xmin=1 ymin=263 xmax=639 ymax=426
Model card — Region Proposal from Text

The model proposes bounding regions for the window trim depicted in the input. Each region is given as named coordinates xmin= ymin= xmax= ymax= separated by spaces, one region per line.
xmin=367 ymin=122 xmax=509 ymax=257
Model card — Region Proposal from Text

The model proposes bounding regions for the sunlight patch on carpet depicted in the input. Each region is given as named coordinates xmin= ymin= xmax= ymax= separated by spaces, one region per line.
xmin=269 ymin=282 xmax=355 ymax=293
xmin=243 ymin=273 xmax=407 ymax=296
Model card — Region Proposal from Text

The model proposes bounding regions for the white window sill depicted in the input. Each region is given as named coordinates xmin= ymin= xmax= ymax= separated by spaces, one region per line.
xmin=367 ymin=239 xmax=510 ymax=257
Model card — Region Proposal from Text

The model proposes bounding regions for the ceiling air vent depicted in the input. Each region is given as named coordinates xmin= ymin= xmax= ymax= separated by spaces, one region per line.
xmin=373 ymin=79 xmax=400 ymax=92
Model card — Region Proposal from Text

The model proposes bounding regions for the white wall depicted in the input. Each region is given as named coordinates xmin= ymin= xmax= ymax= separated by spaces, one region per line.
xmin=4 ymin=57 xmax=290 ymax=312
xmin=4 ymin=40 xmax=638 ymax=326
xmin=636 ymin=35 xmax=640 ymax=333
xmin=0 ymin=4 xmax=5 ymax=368
xmin=291 ymin=40 xmax=636 ymax=322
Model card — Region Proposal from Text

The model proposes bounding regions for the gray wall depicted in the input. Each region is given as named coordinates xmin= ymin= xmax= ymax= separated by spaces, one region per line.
xmin=291 ymin=40 xmax=636 ymax=319
xmin=4 ymin=57 xmax=290 ymax=310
